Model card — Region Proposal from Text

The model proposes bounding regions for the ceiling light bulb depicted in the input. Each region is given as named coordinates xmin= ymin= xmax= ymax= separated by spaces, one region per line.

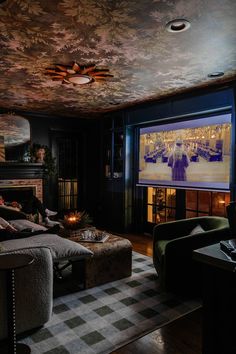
xmin=165 ymin=19 xmax=191 ymax=33
xmin=208 ymin=72 xmax=224 ymax=78
xmin=67 ymin=75 xmax=92 ymax=85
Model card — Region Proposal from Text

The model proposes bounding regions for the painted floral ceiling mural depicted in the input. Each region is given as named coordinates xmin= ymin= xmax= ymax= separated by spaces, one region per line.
xmin=0 ymin=0 xmax=235 ymax=118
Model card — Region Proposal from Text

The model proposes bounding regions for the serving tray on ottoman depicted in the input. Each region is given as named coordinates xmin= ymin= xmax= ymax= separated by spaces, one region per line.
xmin=71 ymin=234 xmax=132 ymax=289
xmin=60 ymin=227 xmax=109 ymax=243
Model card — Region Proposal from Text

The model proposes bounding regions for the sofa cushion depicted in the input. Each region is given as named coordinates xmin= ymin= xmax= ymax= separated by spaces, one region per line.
xmin=1 ymin=233 xmax=93 ymax=261
xmin=0 ymin=206 xmax=26 ymax=220
xmin=9 ymin=219 xmax=47 ymax=232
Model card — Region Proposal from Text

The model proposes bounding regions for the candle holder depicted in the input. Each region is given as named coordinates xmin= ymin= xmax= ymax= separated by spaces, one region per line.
xmin=62 ymin=211 xmax=92 ymax=230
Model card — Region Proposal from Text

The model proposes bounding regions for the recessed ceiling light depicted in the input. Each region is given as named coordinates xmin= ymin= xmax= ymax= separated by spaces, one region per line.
xmin=165 ymin=19 xmax=191 ymax=33
xmin=109 ymin=101 xmax=120 ymax=105
xmin=208 ymin=72 xmax=224 ymax=78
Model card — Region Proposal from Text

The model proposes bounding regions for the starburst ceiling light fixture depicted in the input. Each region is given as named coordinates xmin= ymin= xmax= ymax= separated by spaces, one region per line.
xmin=45 ymin=62 xmax=113 ymax=85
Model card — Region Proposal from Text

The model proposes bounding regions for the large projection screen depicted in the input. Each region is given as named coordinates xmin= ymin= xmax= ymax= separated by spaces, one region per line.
xmin=138 ymin=113 xmax=231 ymax=191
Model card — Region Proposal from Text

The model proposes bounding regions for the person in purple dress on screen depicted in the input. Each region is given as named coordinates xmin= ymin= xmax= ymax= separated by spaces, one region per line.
xmin=167 ymin=139 xmax=190 ymax=181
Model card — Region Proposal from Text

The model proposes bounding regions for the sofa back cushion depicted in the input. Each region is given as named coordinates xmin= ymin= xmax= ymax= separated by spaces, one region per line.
xmin=0 ymin=206 xmax=26 ymax=220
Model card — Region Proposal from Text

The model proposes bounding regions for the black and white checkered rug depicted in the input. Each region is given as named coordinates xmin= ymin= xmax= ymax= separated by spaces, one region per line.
xmin=20 ymin=252 xmax=201 ymax=354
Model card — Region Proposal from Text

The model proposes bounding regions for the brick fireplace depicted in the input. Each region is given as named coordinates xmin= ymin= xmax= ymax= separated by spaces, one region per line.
xmin=0 ymin=162 xmax=44 ymax=201
xmin=0 ymin=179 xmax=43 ymax=201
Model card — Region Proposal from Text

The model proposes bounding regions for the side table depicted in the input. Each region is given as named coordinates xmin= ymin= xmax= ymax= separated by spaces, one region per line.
xmin=0 ymin=253 xmax=34 ymax=354
xmin=193 ymin=243 xmax=236 ymax=354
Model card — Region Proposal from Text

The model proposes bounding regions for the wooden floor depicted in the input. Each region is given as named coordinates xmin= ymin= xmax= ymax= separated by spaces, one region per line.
xmin=112 ymin=233 xmax=202 ymax=354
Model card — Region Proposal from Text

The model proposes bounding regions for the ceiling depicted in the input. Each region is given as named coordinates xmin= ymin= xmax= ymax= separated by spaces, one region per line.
xmin=0 ymin=0 xmax=235 ymax=118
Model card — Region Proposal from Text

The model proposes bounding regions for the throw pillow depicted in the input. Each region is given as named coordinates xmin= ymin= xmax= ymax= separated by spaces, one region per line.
xmin=190 ymin=224 xmax=205 ymax=235
xmin=0 ymin=217 xmax=18 ymax=232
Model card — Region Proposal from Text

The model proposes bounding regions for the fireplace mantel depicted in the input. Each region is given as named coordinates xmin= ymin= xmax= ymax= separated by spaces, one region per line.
xmin=0 ymin=162 xmax=44 ymax=179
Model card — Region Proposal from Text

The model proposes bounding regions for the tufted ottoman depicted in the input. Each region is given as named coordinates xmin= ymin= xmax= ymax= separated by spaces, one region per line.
xmin=72 ymin=234 xmax=132 ymax=289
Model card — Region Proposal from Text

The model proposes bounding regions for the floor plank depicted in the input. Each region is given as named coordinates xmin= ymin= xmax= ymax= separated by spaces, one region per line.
xmin=112 ymin=233 xmax=202 ymax=354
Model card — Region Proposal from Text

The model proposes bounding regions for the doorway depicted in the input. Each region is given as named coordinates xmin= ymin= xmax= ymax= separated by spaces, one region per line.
xmin=51 ymin=131 xmax=85 ymax=216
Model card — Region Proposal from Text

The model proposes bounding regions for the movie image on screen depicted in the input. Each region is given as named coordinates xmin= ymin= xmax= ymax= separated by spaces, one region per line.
xmin=138 ymin=113 xmax=231 ymax=191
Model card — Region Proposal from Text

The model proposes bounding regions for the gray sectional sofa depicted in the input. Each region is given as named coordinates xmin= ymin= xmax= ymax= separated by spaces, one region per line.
xmin=0 ymin=207 xmax=93 ymax=340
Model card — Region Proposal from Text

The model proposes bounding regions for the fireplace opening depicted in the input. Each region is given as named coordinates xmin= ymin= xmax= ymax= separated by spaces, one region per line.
xmin=0 ymin=187 xmax=35 ymax=204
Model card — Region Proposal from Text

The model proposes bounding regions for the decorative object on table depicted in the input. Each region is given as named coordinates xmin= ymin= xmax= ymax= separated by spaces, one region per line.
xmin=22 ymin=144 xmax=31 ymax=162
xmin=58 ymin=226 xmax=95 ymax=239
xmin=62 ymin=210 xmax=92 ymax=230
xmin=0 ymin=136 xmax=5 ymax=162
xmin=35 ymin=147 xmax=46 ymax=163
xmin=78 ymin=229 xmax=109 ymax=243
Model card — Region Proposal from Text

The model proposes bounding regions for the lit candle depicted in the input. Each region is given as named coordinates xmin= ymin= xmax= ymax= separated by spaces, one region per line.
xmin=68 ymin=216 xmax=77 ymax=223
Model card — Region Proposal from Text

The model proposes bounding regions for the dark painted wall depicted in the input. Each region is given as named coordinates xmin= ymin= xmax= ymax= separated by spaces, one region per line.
xmin=5 ymin=112 xmax=102 ymax=219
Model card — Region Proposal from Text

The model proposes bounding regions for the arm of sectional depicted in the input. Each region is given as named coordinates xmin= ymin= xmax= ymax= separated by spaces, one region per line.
xmin=0 ymin=246 xmax=53 ymax=340
xmin=0 ymin=233 xmax=94 ymax=263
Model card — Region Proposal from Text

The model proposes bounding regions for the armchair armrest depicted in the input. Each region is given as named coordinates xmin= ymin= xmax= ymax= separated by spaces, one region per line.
xmin=153 ymin=216 xmax=229 ymax=242
xmin=153 ymin=217 xmax=208 ymax=244
xmin=165 ymin=225 xmax=231 ymax=256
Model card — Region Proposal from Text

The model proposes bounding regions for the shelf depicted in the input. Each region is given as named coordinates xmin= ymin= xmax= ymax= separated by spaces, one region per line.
xmin=0 ymin=162 xmax=44 ymax=179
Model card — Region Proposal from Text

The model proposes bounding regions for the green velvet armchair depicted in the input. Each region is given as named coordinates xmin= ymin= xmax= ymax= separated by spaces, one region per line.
xmin=153 ymin=216 xmax=230 ymax=295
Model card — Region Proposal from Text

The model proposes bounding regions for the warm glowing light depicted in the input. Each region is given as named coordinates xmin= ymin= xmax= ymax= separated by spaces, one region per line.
xmin=68 ymin=216 xmax=78 ymax=222
xmin=67 ymin=75 xmax=92 ymax=85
